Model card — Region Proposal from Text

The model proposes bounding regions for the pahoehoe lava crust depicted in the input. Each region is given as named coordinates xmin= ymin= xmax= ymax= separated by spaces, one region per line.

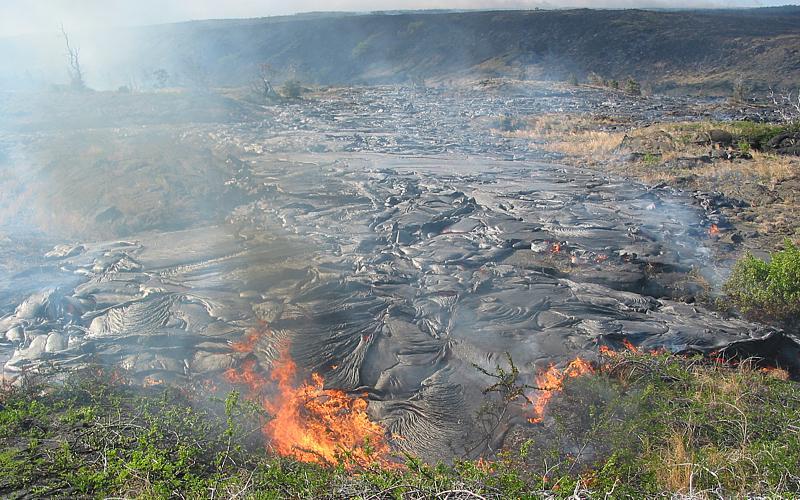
xmin=1 ymin=85 xmax=796 ymax=462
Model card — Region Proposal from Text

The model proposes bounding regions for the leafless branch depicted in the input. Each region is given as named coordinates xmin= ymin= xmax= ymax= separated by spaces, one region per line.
xmin=767 ymin=87 xmax=800 ymax=123
xmin=60 ymin=24 xmax=85 ymax=90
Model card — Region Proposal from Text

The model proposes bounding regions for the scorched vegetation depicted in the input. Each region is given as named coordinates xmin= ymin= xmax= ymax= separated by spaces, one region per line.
xmin=1 ymin=352 xmax=798 ymax=499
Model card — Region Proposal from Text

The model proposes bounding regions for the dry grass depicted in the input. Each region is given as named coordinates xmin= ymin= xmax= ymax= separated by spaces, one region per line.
xmin=500 ymin=115 xmax=800 ymax=189
xmin=702 ymin=151 xmax=796 ymax=184
xmin=545 ymin=131 xmax=626 ymax=157
xmin=658 ymin=429 xmax=695 ymax=494
xmin=502 ymin=113 xmax=626 ymax=163
xmin=503 ymin=113 xmax=626 ymax=138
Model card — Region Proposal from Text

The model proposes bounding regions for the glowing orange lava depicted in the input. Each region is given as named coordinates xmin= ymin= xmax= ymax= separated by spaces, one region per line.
xmin=528 ymin=357 xmax=594 ymax=424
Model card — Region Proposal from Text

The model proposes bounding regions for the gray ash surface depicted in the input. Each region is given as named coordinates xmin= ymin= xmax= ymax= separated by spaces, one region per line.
xmin=0 ymin=82 xmax=790 ymax=460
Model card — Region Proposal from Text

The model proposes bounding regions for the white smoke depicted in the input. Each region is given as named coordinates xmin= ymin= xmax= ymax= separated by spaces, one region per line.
xmin=0 ymin=0 xmax=788 ymax=37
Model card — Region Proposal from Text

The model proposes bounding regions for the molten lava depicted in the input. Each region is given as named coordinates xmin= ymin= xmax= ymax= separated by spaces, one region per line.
xmin=528 ymin=357 xmax=594 ymax=424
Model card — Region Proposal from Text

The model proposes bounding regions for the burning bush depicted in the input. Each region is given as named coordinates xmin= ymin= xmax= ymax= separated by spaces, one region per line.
xmin=724 ymin=238 xmax=800 ymax=330
xmin=2 ymin=353 xmax=799 ymax=498
xmin=502 ymin=351 xmax=800 ymax=497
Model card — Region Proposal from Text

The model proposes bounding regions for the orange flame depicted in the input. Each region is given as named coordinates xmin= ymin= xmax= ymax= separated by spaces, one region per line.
xmin=222 ymin=328 xmax=395 ymax=468
xmin=201 ymin=378 xmax=218 ymax=394
xmin=760 ymin=366 xmax=790 ymax=380
xmin=708 ymin=224 xmax=720 ymax=236
xmin=622 ymin=338 xmax=639 ymax=353
xmin=528 ymin=357 xmax=594 ymax=424
xmin=551 ymin=242 xmax=562 ymax=253
xmin=230 ymin=329 xmax=262 ymax=352
xmin=600 ymin=342 xmax=663 ymax=358
xmin=224 ymin=359 xmax=267 ymax=396
xmin=263 ymin=352 xmax=395 ymax=468
xmin=264 ymin=352 xmax=393 ymax=466
xmin=598 ymin=345 xmax=617 ymax=357
xmin=142 ymin=376 xmax=163 ymax=387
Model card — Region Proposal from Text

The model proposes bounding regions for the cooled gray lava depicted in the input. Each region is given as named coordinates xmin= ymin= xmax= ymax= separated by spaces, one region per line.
xmin=0 ymin=150 xmax=781 ymax=460
xmin=0 ymin=84 xmax=787 ymax=461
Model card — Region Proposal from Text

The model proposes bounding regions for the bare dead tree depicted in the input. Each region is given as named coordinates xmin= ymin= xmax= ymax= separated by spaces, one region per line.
xmin=768 ymin=87 xmax=800 ymax=123
xmin=731 ymin=77 xmax=748 ymax=104
xmin=60 ymin=24 xmax=85 ymax=90
xmin=251 ymin=63 xmax=278 ymax=102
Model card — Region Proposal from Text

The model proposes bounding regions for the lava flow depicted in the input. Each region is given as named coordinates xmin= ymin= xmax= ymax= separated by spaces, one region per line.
xmin=528 ymin=357 xmax=594 ymax=424
xmin=223 ymin=329 xmax=395 ymax=468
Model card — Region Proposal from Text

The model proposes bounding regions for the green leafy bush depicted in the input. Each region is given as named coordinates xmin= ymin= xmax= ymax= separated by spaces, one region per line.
xmin=642 ymin=152 xmax=660 ymax=166
xmin=725 ymin=238 xmax=800 ymax=329
xmin=625 ymin=78 xmax=641 ymax=96
xmin=737 ymin=140 xmax=751 ymax=154
xmin=728 ymin=121 xmax=800 ymax=150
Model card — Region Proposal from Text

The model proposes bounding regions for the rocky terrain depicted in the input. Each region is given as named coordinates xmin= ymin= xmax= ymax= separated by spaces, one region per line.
xmin=2 ymin=7 xmax=800 ymax=94
xmin=1 ymin=80 xmax=797 ymax=464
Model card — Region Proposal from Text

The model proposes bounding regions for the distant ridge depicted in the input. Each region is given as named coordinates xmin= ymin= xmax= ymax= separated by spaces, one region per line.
xmin=1 ymin=7 xmax=799 ymax=94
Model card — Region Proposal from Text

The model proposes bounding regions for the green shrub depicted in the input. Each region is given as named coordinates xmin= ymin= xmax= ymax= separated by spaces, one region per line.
xmin=724 ymin=238 xmax=800 ymax=329
xmin=731 ymin=78 xmax=748 ymax=103
xmin=642 ymin=152 xmax=660 ymax=166
xmin=567 ymin=73 xmax=579 ymax=86
xmin=728 ymin=120 xmax=800 ymax=150
xmin=737 ymin=140 xmax=751 ymax=154
xmin=625 ymin=78 xmax=641 ymax=96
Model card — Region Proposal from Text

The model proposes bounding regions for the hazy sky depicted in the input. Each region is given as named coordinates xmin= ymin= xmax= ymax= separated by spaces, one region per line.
xmin=0 ymin=0 xmax=795 ymax=37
